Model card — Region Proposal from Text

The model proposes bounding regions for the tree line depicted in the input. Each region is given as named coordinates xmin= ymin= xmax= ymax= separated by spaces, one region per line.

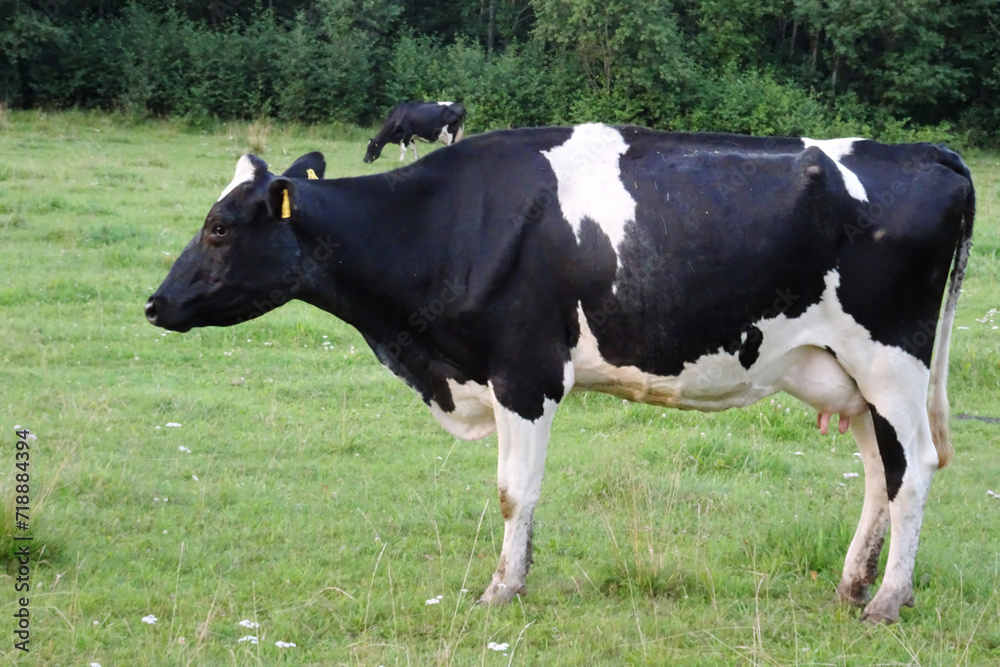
xmin=2 ymin=0 xmax=997 ymax=144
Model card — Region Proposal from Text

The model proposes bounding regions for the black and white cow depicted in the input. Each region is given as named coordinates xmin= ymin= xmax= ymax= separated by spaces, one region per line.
xmin=363 ymin=101 xmax=466 ymax=163
xmin=147 ymin=124 xmax=974 ymax=624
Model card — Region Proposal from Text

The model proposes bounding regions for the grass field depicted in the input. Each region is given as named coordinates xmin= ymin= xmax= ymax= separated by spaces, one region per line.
xmin=1 ymin=109 xmax=999 ymax=666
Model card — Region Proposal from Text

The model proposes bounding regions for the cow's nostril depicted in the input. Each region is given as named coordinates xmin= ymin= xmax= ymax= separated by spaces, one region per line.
xmin=145 ymin=297 xmax=159 ymax=322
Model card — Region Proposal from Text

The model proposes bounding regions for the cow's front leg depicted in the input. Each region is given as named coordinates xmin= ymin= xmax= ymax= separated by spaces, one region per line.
xmin=837 ymin=409 xmax=890 ymax=605
xmin=398 ymin=142 xmax=407 ymax=161
xmin=480 ymin=365 xmax=572 ymax=604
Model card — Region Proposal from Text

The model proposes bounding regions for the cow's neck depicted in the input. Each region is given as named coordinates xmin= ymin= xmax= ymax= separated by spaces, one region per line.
xmin=291 ymin=173 xmax=482 ymax=397
xmin=293 ymin=175 xmax=441 ymax=331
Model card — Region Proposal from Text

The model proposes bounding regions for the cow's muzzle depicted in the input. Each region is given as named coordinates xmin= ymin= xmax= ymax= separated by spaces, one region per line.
xmin=145 ymin=294 xmax=190 ymax=331
xmin=144 ymin=293 xmax=198 ymax=332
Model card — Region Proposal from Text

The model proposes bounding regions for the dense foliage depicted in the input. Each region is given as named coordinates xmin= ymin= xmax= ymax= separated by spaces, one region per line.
xmin=2 ymin=0 xmax=997 ymax=142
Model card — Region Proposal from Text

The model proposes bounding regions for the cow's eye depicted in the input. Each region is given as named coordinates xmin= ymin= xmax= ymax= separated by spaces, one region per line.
xmin=211 ymin=224 xmax=228 ymax=237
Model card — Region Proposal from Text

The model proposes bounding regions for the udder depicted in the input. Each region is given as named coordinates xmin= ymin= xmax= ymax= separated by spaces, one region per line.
xmin=778 ymin=346 xmax=867 ymax=433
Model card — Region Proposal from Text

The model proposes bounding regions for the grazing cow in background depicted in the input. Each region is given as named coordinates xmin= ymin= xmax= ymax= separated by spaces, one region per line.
xmin=147 ymin=124 xmax=974 ymax=624
xmin=363 ymin=101 xmax=466 ymax=163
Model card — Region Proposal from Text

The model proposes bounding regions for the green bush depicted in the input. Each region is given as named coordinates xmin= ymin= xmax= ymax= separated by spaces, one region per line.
xmin=474 ymin=44 xmax=570 ymax=129
xmin=179 ymin=19 xmax=276 ymax=122
xmin=680 ymin=66 xmax=829 ymax=137
xmin=0 ymin=0 xmax=995 ymax=143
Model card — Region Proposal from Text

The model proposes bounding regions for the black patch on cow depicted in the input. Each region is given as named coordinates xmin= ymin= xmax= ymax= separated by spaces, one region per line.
xmin=365 ymin=333 xmax=434 ymax=403
xmin=349 ymin=127 xmax=582 ymax=422
xmin=581 ymin=131 xmax=834 ymax=377
xmin=870 ymin=405 xmax=906 ymax=502
xmin=824 ymin=345 xmax=838 ymax=360
xmin=834 ymin=142 xmax=972 ymax=367
xmin=738 ymin=325 xmax=763 ymax=369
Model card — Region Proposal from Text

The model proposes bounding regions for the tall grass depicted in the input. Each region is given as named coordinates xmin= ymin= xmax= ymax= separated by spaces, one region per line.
xmin=246 ymin=116 xmax=272 ymax=155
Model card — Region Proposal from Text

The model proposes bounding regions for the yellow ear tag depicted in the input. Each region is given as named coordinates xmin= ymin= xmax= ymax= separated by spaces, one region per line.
xmin=306 ymin=168 xmax=318 ymax=180
xmin=281 ymin=188 xmax=291 ymax=219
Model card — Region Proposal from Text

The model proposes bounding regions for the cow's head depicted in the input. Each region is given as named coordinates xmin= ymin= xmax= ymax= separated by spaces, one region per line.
xmin=363 ymin=138 xmax=383 ymax=163
xmin=145 ymin=152 xmax=326 ymax=332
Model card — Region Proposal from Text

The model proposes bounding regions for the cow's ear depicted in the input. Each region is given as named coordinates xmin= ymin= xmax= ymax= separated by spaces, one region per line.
xmin=282 ymin=151 xmax=326 ymax=179
xmin=266 ymin=178 xmax=295 ymax=222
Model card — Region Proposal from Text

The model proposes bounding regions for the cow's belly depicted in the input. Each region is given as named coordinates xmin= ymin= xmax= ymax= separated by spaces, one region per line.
xmin=424 ymin=273 xmax=876 ymax=436
xmin=570 ymin=309 xmax=762 ymax=409
xmin=570 ymin=305 xmax=868 ymax=415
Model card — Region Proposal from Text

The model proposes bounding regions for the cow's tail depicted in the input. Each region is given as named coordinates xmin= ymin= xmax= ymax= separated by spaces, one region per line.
xmin=928 ymin=152 xmax=975 ymax=469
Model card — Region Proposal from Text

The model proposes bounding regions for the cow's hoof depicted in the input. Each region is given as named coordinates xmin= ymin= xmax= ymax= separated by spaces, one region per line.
xmin=478 ymin=581 xmax=526 ymax=605
xmin=861 ymin=597 xmax=903 ymax=624
xmin=860 ymin=607 xmax=899 ymax=625
xmin=860 ymin=586 xmax=914 ymax=623
xmin=836 ymin=581 xmax=871 ymax=607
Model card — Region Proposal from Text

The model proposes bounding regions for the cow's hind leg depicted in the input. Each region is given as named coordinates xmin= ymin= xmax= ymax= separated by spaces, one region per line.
xmin=778 ymin=345 xmax=890 ymax=604
xmin=859 ymin=401 xmax=937 ymax=624
xmin=480 ymin=364 xmax=572 ymax=605
xmin=837 ymin=409 xmax=890 ymax=605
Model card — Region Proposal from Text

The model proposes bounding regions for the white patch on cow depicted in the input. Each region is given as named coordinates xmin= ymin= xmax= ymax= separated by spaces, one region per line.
xmin=560 ymin=360 xmax=575 ymax=398
xmin=572 ymin=303 xmax=769 ymax=411
xmin=438 ymin=126 xmax=455 ymax=146
xmin=542 ymin=123 xmax=637 ymax=263
xmin=217 ymin=154 xmax=258 ymax=202
xmin=428 ymin=379 xmax=496 ymax=440
xmin=436 ymin=101 xmax=455 ymax=107
xmin=802 ymin=137 xmax=869 ymax=202
xmin=399 ymin=142 xmax=408 ymax=161
xmin=428 ymin=364 xmax=572 ymax=443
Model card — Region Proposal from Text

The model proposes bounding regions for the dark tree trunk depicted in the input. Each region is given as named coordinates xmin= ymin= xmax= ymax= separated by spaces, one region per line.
xmin=488 ymin=0 xmax=496 ymax=61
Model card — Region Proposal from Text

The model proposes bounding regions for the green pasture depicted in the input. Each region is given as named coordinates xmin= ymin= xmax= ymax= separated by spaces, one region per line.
xmin=1 ymin=110 xmax=999 ymax=665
